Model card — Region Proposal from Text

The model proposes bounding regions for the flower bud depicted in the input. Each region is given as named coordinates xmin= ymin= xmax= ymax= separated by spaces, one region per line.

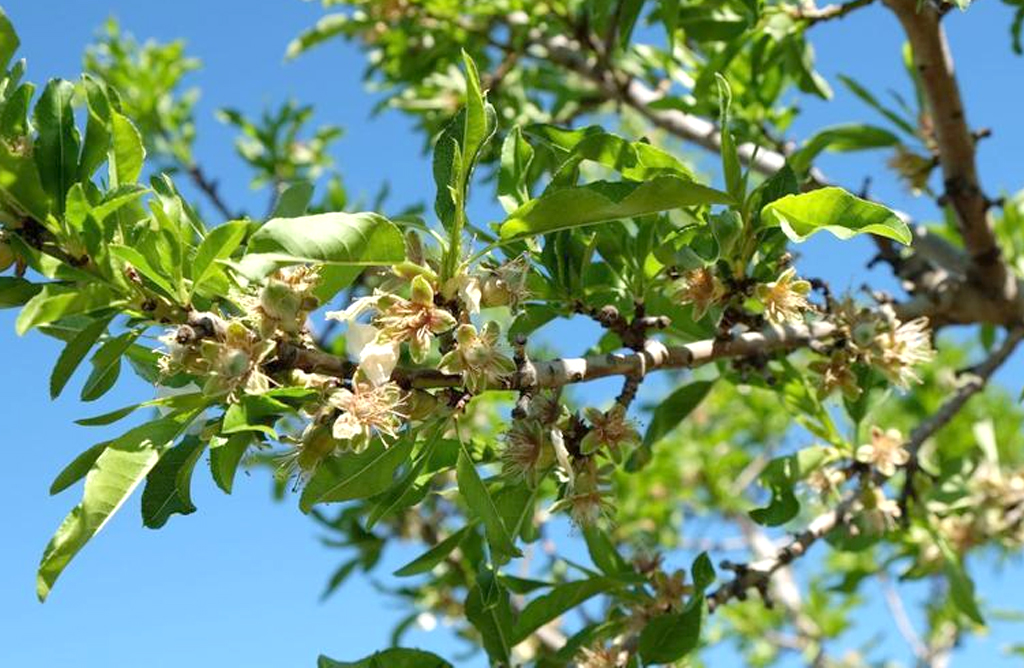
xmin=220 ymin=348 xmax=251 ymax=378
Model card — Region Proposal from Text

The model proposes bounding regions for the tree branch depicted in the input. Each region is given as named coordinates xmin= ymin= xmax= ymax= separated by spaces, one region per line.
xmin=707 ymin=325 xmax=1023 ymax=611
xmin=883 ymin=0 xmax=1013 ymax=302
xmin=281 ymin=321 xmax=837 ymax=391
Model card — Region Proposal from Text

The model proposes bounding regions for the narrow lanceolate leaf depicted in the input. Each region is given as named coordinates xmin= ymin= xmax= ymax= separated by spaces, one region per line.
xmin=499 ymin=176 xmax=733 ymax=239
xmin=318 ymin=648 xmax=453 ymax=668
xmin=456 ymin=446 xmax=521 ymax=564
xmin=299 ymin=436 xmax=415 ymax=512
xmin=0 ymin=139 xmax=51 ymax=222
xmin=49 ymin=316 xmax=111 ymax=399
xmin=32 ymin=78 xmax=79 ymax=215
xmin=460 ymin=50 xmax=489 ymax=170
xmin=0 ymin=8 xmax=19 ymax=70
xmin=190 ymin=220 xmax=248 ymax=293
xmin=497 ymin=126 xmax=534 ymax=213
xmin=109 ymin=111 xmax=145 ymax=186
xmin=141 ymin=437 xmax=207 ymax=529
xmin=512 ymin=578 xmax=617 ymax=644
xmin=232 ymin=211 xmax=405 ymax=280
xmin=0 ymin=276 xmax=41 ymax=309
xmin=761 ymin=186 xmax=911 ymax=245
xmin=638 ymin=597 xmax=706 ymax=662
xmin=464 ymin=572 xmax=514 ymax=665
xmin=48 ymin=442 xmax=108 ymax=496
xmin=16 ymin=283 xmax=120 ymax=335
xmin=789 ymin=124 xmax=900 ymax=173
xmin=393 ymin=525 xmax=473 ymax=577
xmin=109 ymin=244 xmax=177 ymax=299
xmin=37 ymin=416 xmax=188 ymax=601
xmin=80 ymin=330 xmax=142 ymax=402
xmin=643 ymin=380 xmax=716 ymax=448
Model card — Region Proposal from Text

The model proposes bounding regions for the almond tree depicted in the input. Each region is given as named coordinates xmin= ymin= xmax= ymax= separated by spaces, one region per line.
xmin=3 ymin=2 xmax=1024 ymax=665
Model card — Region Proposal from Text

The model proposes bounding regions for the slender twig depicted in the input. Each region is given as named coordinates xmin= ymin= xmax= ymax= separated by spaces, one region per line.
xmin=878 ymin=571 xmax=927 ymax=660
xmin=790 ymin=0 xmax=876 ymax=24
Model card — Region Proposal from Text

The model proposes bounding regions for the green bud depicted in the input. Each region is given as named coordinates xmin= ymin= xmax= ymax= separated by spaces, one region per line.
xmin=392 ymin=261 xmax=437 ymax=282
xmin=403 ymin=390 xmax=441 ymax=421
xmin=220 ymin=348 xmax=251 ymax=378
xmin=298 ymin=424 xmax=338 ymax=472
xmin=410 ymin=274 xmax=435 ymax=306
xmin=261 ymin=279 xmax=303 ymax=322
xmin=480 ymin=276 xmax=511 ymax=308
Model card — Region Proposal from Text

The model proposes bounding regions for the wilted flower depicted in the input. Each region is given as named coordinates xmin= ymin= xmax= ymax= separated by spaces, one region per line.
xmin=456 ymin=274 xmax=482 ymax=315
xmin=479 ymin=254 xmax=531 ymax=310
xmin=809 ymin=351 xmax=861 ymax=400
xmin=856 ymin=426 xmax=910 ymax=477
xmin=327 ymin=381 xmax=406 ymax=451
xmin=501 ymin=419 xmax=554 ymax=484
xmin=806 ymin=466 xmax=847 ymax=499
xmin=756 ymin=267 xmax=812 ymax=324
xmin=872 ymin=315 xmax=935 ymax=388
xmin=438 ymin=321 xmax=515 ymax=393
xmin=575 ymin=644 xmax=628 ymax=668
xmin=888 ymin=145 xmax=935 ymax=194
xmin=552 ymin=460 xmax=613 ymax=527
xmin=675 ymin=267 xmax=725 ymax=321
xmin=856 ymin=486 xmax=902 ymax=533
xmin=580 ymin=404 xmax=639 ymax=457
xmin=650 ymin=568 xmax=692 ymax=613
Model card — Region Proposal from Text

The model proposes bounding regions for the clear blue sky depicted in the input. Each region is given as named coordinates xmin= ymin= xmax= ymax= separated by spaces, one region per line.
xmin=2 ymin=1 xmax=1024 ymax=666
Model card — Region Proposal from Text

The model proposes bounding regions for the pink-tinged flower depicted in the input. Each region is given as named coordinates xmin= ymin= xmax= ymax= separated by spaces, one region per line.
xmin=756 ymin=267 xmax=812 ymax=324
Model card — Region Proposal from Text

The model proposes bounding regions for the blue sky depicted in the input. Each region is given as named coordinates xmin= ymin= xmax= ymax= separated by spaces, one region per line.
xmin=2 ymin=1 xmax=1024 ymax=666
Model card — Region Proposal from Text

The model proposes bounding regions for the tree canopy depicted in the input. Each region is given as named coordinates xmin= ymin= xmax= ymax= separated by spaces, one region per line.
xmin=4 ymin=0 xmax=1024 ymax=665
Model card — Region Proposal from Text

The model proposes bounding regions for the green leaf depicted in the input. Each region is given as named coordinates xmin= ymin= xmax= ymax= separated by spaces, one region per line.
xmin=0 ymin=276 xmax=41 ymax=308
xmin=761 ymin=187 xmax=911 ymax=245
xmin=749 ymin=446 xmax=832 ymax=526
xmin=456 ymin=445 xmax=521 ymax=565
xmin=210 ymin=433 xmax=251 ymax=494
xmin=0 ymin=9 xmax=19 ymax=71
xmin=32 ymin=79 xmax=79 ymax=215
xmin=527 ymin=124 xmax=692 ymax=182
xmin=191 ymin=220 xmax=248 ymax=293
xmin=715 ymin=74 xmax=744 ymax=202
xmin=460 ymin=50 xmax=489 ymax=172
xmin=141 ymin=437 xmax=206 ymax=529
xmin=638 ymin=553 xmax=714 ymax=662
xmin=109 ymin=111 xmax=145 ymax=186
xmin=499 ymin=176 xmax=732 ymax=239
xmin=109 ymin=244 xmax=177 ymax=299
xmin=37 ymin=416 xmax=189 ymax=600
xmin=270 ymin=181 xmax=314 ymax=218
xmin=318 ymin=649 xmax=452 ymax=668
xmin=512 ymin=577 xmax=616 ymax=643
xmin=16 ymin=283 xmax=120 ymax=335
xmin=393 ymin=525 xmax=472 ymax=577
xmin=234 ymin=211 xmax=405 ymax=280
xmin=464 ymin=570 xmax=514 ymax=664
xmin=640 ymin=380 xmax=715 ymax=455
xmin=936 ymin=533 xmax=985 ymax=625
xmin=638 ymin=596 xmax=706 ymax=662
xmin=790 ymin=124 xmax=901 ymax=173
xmin=49 ymin=316 xmax=111 ymax=399
xmin=49 ymin=442 xmax=108 ymax=495
xmin=80 ymin=330 xmax=141 ymax=402
xmin=497 ymin=126 xmax=534 ymax=213
xmin=583 ymin=526 xmax=633 ymax=578
xmin=300 ymin=436 xmax=415 ymax=512
xmin=0 ymin=137 xmax=50 ymax=221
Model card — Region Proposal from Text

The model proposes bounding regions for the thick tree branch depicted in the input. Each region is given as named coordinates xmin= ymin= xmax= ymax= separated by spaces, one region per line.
xmin=884 ymin=0 xmax=1013 ymax=302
